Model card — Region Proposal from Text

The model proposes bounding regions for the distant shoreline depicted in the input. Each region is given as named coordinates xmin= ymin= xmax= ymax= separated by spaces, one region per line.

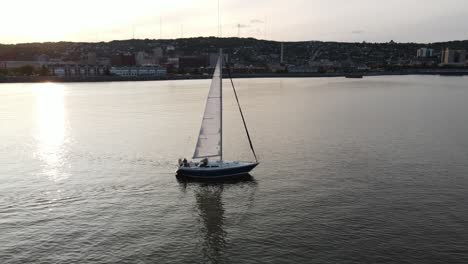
xmin=1 ymin=70 xmax=467 ymax=84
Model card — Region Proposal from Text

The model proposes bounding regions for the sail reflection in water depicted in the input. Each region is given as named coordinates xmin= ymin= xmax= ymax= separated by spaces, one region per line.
xmin=195 ymin=185 xmax=227 ymax=262
xmin=33 ymin=83 xmax=68 ymax=182
xmin=180 ymin=177 xmax=257 ymax=263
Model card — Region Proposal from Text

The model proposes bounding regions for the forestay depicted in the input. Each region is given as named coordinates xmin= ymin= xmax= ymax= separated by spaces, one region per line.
xmin=193 ymin=55 xmax=222 ymax=159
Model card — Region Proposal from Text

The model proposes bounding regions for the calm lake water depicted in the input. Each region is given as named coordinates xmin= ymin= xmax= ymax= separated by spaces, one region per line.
xmin=1 ymin=76 xmax=468 ymax=263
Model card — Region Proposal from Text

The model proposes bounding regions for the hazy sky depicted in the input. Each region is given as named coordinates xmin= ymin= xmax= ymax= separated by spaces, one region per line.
xmin=1 ymin=0 xmax=468 ymax=44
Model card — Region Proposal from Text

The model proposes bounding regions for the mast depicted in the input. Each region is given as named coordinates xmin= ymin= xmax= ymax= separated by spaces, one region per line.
xmin=218 ymin=0 xmax=223 ymax=161
xmin=219 ymin=49 xmax=223 ymax=161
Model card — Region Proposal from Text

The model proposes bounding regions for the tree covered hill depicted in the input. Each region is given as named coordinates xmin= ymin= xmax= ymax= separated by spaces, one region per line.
xmin=1 ymin=37 xmax=468 ymax=65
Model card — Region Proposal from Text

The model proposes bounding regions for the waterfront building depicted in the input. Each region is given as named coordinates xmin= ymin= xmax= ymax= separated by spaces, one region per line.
xmin=49 ymin=58 xmax=66 ymax=64
xmin=441 ymin=48 xmax=466 ymax=66
xmin=227 ymin=65 xmax=268 ymax=74
xmin=0 ymin=61 xmax=44 ymax=69
xmin=309 ymin=59 xmax=337 ymax=68
xmin=49 ymin=64 xmax=109 ymax=77
xmin=288 ymin=65 xmax=319 ymax=73
xmin=109 ymin=66 xmax=167 ymax=77
xmin=417 ymin=48 xmax=434 ymax=58
xmin=53 ymin=67 xmax=66 ymax=76
xmin=356 ymin=64 xmax=370 ymax=71
xmin=79 ymin=67 xmax=86 ymax=75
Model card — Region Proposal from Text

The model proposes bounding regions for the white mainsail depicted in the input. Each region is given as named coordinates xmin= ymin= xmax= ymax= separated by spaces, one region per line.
xmin=193 ymin=54 xmax=223 ymax=159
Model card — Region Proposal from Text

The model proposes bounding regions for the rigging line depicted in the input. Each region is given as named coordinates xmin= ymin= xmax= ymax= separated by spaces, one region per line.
xmin=226 ymin=65 xmax=259 ymax=163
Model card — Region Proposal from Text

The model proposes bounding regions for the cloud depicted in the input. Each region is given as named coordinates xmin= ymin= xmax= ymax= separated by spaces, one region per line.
xmin=250 ymin=19 xmax=264 ymax=24
xmin=352 ymin=30 xmax=365 ymax=34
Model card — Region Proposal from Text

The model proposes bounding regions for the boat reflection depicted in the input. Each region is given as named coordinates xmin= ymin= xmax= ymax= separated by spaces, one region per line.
xmin=176 ymin=173 xmax=255 ymax=183
xmin=33 ymin=83 xmax=68 ymax=182
xmin=178 ymin=175 xmax=257 ymax=263
xmin=195 ymin=184 xmax=226 ymax=262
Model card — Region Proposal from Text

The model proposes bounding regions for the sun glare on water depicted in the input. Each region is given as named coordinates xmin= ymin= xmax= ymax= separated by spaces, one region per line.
xmin=33 ymin=83 xmax=69 ymax=182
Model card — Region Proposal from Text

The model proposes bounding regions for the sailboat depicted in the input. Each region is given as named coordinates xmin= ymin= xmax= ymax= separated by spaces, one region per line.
xmin=176 ymin=50 xmax=259 ymax=179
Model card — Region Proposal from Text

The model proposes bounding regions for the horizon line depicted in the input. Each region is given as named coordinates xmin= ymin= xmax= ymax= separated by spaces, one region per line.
xmin=2 ymin=37 xmax=468 ymax=46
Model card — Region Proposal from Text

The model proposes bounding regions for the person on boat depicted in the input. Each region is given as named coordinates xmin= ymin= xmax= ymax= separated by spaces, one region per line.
xmin=200 ymin=157 xmax=208 ymax=167
xmin=178 ymin=158 xmax=183 ymax=167
xmin=182 ymin=158 xmax=189 ymax=167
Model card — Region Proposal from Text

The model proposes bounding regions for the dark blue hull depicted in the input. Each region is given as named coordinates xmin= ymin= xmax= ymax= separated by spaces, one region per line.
xmin=176 ymin=162 xmax=258 ymax=179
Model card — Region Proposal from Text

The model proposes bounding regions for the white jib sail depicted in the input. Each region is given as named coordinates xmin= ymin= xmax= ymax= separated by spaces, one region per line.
xmin=193 ymin=55 xmax=222 ymax=159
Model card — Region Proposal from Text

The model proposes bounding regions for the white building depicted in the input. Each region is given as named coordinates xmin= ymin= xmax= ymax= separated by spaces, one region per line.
xmin=53 ymin=67 xmax=66 ymax=76
xmin=441 ymin=48 xmax=466 ymax=65
xmin=135 ymin=51 xmax=154 ymax=66
xmin=49 ymin=64 xmax=109 ymax=77
xmin=110 ymin=66 xmax=167 ymax=77
xmin=417 ymin=48 xmax=434 ymax=58
xmin=167 ymin=57 xmax=180 ymax=68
